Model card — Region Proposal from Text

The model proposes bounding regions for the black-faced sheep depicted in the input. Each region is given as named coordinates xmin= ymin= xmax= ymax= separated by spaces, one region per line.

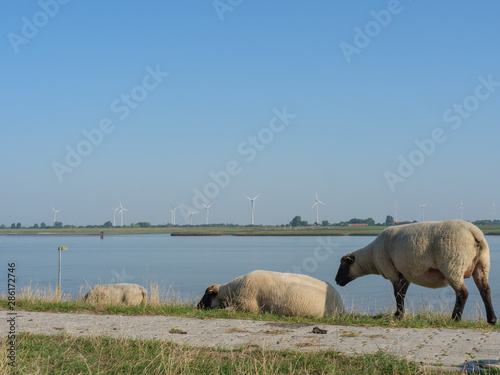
xmin=197 ymin=270 xmax=344 ymax=318
xmin=83 ymin=283 xmax=147 ymax=306
xmin=335 ymin=220 xmax=496 ymax=325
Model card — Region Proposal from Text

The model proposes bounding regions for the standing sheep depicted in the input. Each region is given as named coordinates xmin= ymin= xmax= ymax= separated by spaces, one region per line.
xmin=83 ymin=283 xmax=147 ymax=306
xmin=335 ymin=220 xmax=497 ymax=325
xmin=197 ymin=270 xmax=344 ymax=318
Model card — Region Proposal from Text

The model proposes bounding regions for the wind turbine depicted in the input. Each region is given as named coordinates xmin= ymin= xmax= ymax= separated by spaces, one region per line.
xmin=459 ymin=199 xmax=464 ymax=221
xmin=420 ymin=203 xmax=426 ymax=222
xmin=492 ymin=201 xmax=496 ymax=221
xmin=117 ymin=201 xmax=128 ymax=227
xmin=394 ymin=201 xmax=399 ymax=223
xmin=52 ymin=207 xmax=60 ymax=224
xmin=244 ymin=194 xmax=261 ymax=225
xmin=170 ymin=205 xmax=177 ymax=225
xmin=311 ymin=190 xmax=327 ymax=225
xmin=112 ymin=206 xmax=119 ymax=227
xmin=187 ymin=210 xmax=198 ymax=225
xmin=203 ymin=203 xmax=213 ymax=225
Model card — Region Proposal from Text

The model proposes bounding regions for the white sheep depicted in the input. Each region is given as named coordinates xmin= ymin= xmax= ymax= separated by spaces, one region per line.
xmin=83 ymin=283 xmax=147 ymax=306
xmin=197 ymin=270 xmax=344 ymax=317
xmin=335 ymin=220 xmax=497 ymax=325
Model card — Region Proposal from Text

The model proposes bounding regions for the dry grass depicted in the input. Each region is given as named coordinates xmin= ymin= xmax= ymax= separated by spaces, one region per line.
xmin=226 ymin=327 xmax=251 ymax=333
xmin=263 ymin=329 xmax=290 ymax=335
xmin=0 ymin=283 xmax=481 ymax=374
xmin=0 ymin=336 xmax=11 ymax=374
xmin=0 ymin=333 xmax=438 ymax=375
xmin=15 ymin=282 xmax=61 ymax=302
xmin=340 ymin=331 xmax=359 ymax=338
xmin=143 ymin=278 xmax=193 ymax=307
xmin=2 ymin=282 xmax=498 ymax=332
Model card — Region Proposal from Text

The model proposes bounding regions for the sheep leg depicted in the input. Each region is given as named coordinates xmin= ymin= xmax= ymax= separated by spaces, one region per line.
xmin=449 ymin=281 xmax=468 ymax=322
xmin=472 ymin=266 xmax=497 ymax=325
xmin=392 ymin=278 xmax=410 ymax=319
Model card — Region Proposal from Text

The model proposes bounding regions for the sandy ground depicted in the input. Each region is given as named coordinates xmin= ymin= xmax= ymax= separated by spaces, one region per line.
xmin=2 ymin=310 xmax=500 ymax=373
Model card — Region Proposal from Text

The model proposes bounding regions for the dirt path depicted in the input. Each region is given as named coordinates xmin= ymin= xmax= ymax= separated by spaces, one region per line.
xmin=2 ymin=310 xmax=499 ymax=372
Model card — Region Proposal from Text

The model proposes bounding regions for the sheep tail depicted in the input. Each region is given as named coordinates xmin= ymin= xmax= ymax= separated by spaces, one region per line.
xmin=471 ymin=226 xmax=489 ymax=254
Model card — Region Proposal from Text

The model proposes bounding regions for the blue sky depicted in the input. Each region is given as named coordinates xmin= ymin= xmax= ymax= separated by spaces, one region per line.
xmin=1 ymin=1 xmax=500 ymax=226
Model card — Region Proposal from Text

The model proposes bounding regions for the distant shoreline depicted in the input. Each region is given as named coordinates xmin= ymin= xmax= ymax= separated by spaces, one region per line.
xmin=1 ymin=225 xmax=499 ymax=236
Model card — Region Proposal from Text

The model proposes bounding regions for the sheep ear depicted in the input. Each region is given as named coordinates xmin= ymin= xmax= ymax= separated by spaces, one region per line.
xmin=344 ymin=255 xmax=355 ymax=264
xmin=206 ymin=284 xmax=220 ymax=295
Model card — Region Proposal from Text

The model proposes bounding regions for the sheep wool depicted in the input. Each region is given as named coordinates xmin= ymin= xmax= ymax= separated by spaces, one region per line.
xmin=198 ymin=270 xmax=344 ymax=318
xmin=335 ymin=220 xmax=496 ymax=325
xmin=83 ymin=283 xmax=147 ymax=306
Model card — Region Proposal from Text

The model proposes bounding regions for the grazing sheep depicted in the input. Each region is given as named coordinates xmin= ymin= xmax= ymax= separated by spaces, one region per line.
xmin=83 ymin=283 xmax=147 ymax=306
xmin=197 ymin=270 xmax=344 ymax=318
xmin=335 ymin=220 xmax=497 ymax=325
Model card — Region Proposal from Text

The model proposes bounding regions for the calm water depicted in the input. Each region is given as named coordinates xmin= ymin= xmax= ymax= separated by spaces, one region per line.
xmin=1 ymin=234 xmax=499 ymax=319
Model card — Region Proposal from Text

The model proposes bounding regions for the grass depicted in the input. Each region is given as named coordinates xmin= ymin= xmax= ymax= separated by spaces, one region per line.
xmin=2 ymin=224 xmax=500 ymax=236
xmin=2 ymin=284 xmax=498 ymax=374
xmin=0 ymin=225 xmax=385 ymax=236
xmin=1 ymin=282 xmax=498 ymax=332
xmin=1 ymin=333 xmax=439 ymax=375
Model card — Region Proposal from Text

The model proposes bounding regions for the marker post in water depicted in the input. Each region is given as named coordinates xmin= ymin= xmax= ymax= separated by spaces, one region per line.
xmin=57 ymin=246 xmax=68 ymax=301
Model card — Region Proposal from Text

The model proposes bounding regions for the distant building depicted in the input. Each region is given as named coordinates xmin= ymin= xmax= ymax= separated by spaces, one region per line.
xmin=394 ymin=221 xmax=411 ymax=225
xmin=348 ymin=223 xmax=369 ymax=227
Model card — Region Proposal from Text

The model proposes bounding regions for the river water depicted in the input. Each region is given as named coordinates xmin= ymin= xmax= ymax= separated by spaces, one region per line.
xmin=1 ymin=234 xmax=499 ymax=319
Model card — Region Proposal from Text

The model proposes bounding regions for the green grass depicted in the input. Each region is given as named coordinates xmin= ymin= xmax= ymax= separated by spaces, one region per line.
xmin=1 ymin=333 xmax=439 ymax=375
xmin=0 ymin=225 xmax=385 ymax=236
xmin=0 ymin=225 xmax=390 ymax=236
xmin=2 ymin=224 xmax=499 ymax=236
xmin=479 ymin=224 xmax=500 ymax=235
xmin=2 ymin=284 xmax=497 ymax=374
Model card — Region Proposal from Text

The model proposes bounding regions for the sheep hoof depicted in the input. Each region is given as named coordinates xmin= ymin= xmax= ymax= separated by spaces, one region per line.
xmin=393 ymin=312 xmax=404 ymax=320
xmin=451 ymin=313 xmax=462 ymax=322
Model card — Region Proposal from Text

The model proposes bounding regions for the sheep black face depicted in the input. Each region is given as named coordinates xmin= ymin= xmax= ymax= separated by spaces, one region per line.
xmin=335 ymin=255 xmax=356 ymax=286
xmin=197 ymin=285 xmax=221 ymax=309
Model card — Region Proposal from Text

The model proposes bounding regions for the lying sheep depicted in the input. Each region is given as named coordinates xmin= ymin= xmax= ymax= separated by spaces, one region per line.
xmin=335 ymin=220 xmax=497 ymax=325
xmin=197 ymin=270 xmax=344 ymax=317
xmin=83 ymin=283 xmax=147 ymax=306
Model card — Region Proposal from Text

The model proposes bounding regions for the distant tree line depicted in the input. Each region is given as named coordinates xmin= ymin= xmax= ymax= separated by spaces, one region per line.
xmin=472 ymin=220 xmax=500 ymax=225
xmin=1 ymin=218 xmax=499 ymax=229
xmin=290 ymin=216 xmax=382 ymax=227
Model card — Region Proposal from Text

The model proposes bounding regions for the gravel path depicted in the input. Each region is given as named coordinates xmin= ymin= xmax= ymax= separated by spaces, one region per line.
xmin=2 ymin=310 xmax=500 ymax=373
